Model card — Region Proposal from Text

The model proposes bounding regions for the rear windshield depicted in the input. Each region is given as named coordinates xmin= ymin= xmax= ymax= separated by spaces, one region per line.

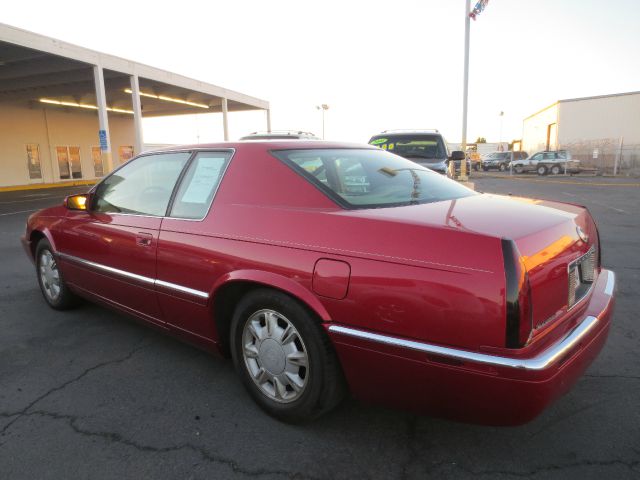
xmin=369 ymin=134 xmax=448 ymax=160
xmin=273 ymin=148 xmax=475 ymax=209
xmin=486 ymin=152 xmax=509 ymax=159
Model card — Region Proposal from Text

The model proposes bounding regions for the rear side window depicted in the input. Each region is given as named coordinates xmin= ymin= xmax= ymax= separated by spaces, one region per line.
xmin=274 ymin=148 xmax=475 ymax=209
xmin=93 ymin=152 xmax=191 ymax=216
xmin=169 ymin=151 xmax=232 ymax=219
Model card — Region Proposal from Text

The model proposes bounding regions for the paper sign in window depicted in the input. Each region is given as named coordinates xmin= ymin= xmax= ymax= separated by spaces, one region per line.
xmin=180 ymin=157 xmax=226 ymax=203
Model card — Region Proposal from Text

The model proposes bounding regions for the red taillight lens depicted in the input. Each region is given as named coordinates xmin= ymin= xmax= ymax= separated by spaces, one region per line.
xmin=502 ymin=239 xmax=534 ymax=348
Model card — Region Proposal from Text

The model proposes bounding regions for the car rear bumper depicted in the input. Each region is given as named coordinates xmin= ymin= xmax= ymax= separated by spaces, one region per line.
xmin=327 ymin=269 xmax=615 ymax=425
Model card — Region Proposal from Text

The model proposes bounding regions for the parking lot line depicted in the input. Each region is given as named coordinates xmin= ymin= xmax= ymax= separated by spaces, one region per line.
xmin=0 ymin=195 xmax=68 ymax=205
xmin=0 ymin=209 xmax=38 ymax=216
xmin=481 ymin=176 xmax=640 ymax=187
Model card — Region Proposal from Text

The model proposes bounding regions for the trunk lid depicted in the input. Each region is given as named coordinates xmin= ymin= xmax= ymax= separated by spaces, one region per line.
xmin=343 ymin=193 xmax=599 ymax=336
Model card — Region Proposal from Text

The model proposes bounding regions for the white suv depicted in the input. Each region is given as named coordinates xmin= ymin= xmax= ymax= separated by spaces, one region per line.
xmin=511 ymin=150 xmax=580 ymax=175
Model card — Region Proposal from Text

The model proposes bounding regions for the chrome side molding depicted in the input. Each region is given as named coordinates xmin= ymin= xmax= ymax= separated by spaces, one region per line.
xmin=155 ymin=279 xmax=209 ymax=299
xmin=58 ymin=252 xmax=209 ymax=300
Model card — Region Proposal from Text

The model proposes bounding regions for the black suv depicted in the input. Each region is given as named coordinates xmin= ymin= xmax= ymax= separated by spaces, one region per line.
xmin=368 ymin=130 xmax=468 ymax=175
xmin=481 ymin=151 xmax=528 ymax=171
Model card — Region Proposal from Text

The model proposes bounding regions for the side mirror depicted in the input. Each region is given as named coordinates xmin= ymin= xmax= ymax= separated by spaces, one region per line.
xmin=64 ymin=194 xmax=89 ymax=211
xmin=450 ymin=150 xmax=465 ymax=161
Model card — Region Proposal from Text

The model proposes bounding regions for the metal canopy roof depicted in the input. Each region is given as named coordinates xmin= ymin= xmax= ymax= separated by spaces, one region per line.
xmin=0 ymin=23 xmax=269 ymax=116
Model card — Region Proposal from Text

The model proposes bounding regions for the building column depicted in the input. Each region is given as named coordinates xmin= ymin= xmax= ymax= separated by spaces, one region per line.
xmin=266 ymin=109 xmax=272 ymax=133
xmin=93 ymin=65 xmax=113 ymax=173
xmin=129 ymin=75 xmax=144 ymax=155
xmin=221 ymin=98 xmax=229 ymax=141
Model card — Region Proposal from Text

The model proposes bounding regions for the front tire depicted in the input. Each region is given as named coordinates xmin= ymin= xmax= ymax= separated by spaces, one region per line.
xmin=499 ymin=163 xmax=506 ymax=172
xmin=230 ymin=288 xmax=345 ymax=422
xmin=35 ymin=239 xmax=78 ymax=310
xmin=514 ymin=165 xmax=524 ymax=174
xmin=537 ymin=165 xmax=548 ymax=176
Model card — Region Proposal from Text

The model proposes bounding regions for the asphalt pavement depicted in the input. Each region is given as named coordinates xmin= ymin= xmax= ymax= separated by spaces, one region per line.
xmin=0 ymin=178 xmax=638 ymax=479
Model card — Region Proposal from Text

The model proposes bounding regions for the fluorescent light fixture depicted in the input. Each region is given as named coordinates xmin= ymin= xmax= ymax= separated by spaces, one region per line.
xmin=39 ymin=98 xmax=133 ymax=114
xmin=124 ymin=88 xmax=209 ymax=109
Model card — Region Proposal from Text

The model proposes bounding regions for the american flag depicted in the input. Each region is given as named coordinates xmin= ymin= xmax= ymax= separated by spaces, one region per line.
xmin=469 ymin=0 xmax=490 ymax=21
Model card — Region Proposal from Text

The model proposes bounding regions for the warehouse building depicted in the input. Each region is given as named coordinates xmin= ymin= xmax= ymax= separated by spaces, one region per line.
xmin=0 ymin=23 xmax=270 ymax=189
xmin=522 ymin=91 xmax=640 ymax=173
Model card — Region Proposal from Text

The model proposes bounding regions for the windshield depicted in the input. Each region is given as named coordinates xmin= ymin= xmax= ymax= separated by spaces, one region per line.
xmin=273 ymin=148 xmax=475 ymax=209
xmin=368 ymin=134 xmax=447 ymax=161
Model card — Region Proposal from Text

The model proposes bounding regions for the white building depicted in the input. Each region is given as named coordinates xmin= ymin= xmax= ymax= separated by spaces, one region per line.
xmin=0 ymin=23 xmax=270 ymax=189
xmin=522 ymin=91 xmax=640 ymax=173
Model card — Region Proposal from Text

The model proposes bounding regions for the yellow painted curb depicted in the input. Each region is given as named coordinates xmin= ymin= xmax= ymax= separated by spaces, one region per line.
xmin=0 ymin=180 xmax=97 ymax=193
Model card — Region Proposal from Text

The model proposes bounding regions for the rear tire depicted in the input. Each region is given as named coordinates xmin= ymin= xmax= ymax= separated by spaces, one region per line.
xmin=499 ymin=163 xmax=506 ymax=172
xmin=550 ymin=165 xmax=561 ymax=175
xmin=230 ymin=288 xmax=345 ymax=423
xmin=35 ymin=239 xmax=78 ymax=310
xmin=537 ymin=165 xmax=548 ymax=176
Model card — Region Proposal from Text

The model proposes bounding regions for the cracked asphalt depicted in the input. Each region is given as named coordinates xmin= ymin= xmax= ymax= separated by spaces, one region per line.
xmin=1 ymin=177 xmax=638 ymax=479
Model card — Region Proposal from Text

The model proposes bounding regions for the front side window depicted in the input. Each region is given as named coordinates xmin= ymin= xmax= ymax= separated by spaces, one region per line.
xmin=93 ymin=152 xmax=191 ymax=216
xmin=531 ymin=153 xmax=543 ymax=161
xmin=274 ymin=148 xmax=475 ymax=209
xmin=169 ymin=151 xmax=232 ymax=219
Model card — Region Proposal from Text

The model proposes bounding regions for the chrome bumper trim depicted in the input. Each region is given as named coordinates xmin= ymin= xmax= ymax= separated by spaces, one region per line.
xmin=329 ymin=318 xmax=598 ymax=371
xmin=329 ymin=270 xmax=614 ymax=371
xmin=58 ymin=252 xmax=209 ymax=299
xmin=604 ymin=270 xmax=615 ymax=296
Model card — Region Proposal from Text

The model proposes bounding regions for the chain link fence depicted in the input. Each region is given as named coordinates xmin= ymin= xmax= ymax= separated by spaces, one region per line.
xmin=559 ymin=138 xmax=640 ymax=176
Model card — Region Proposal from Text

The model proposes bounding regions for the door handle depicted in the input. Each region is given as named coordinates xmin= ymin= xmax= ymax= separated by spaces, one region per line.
xmin=136 ymin=233 xmax=153 ymax=247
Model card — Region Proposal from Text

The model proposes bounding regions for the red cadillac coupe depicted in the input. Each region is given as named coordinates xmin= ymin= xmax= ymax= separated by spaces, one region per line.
xmin=22 ymin=142 xmax=615 ymax=425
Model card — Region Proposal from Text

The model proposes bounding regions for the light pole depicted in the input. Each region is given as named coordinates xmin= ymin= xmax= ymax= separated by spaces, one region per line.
xmin=498 ymin=111 xmax=504 ymax=151
xmin=316 ymin=104 xmax=329 ymax=139
xmin=459 ymin=0 xmax=471 ymax=181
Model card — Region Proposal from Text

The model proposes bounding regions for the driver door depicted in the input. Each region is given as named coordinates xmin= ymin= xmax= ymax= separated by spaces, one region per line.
xmin=56 ymin=151 xmax=192 ymax=326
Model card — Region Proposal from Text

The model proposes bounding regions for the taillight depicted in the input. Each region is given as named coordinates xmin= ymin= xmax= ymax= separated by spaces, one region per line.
xmin=595 ymin=225 xmax=602 ymax=270
xmin=502 ymin=239 xmax=534 ymax=348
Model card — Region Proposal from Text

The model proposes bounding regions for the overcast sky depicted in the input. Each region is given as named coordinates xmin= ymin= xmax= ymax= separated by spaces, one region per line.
xmin=4 ymin=0 xmax=640 ymax=145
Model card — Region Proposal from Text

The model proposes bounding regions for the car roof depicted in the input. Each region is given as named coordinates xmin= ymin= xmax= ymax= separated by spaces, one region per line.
xmin=371 ymin=130 xmax=442 ymax=137
xmin=144 ymin=140 xmax=376 ymax=154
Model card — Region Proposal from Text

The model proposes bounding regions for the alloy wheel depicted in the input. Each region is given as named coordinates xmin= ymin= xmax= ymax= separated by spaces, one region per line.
xmin=39 ymin=250 xmax=61 ymax=301
xmin=242 ymin=309 xmax=309 ymax=403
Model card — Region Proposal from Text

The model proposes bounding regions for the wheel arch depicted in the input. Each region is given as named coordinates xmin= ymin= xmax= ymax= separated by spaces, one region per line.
xmin=29 ymin=228 xmax=56 ymax=259
xmin=210 ymin=270 xmax=332 ymax=356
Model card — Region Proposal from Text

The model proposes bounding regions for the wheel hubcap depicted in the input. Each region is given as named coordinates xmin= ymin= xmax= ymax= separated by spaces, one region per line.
xmin=39 ymin=250 xmax=61 ymax=301
xmin=242 ymin=309 xmax=309 ymax=403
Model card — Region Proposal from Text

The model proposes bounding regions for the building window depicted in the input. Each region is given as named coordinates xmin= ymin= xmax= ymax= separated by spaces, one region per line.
xmin=92 ymin=146 xmax=104 ymax=177
xmin=119 ymin=145 xmax=134 ymax=165
xmin=56 ymin=146 xmax=83 ymax=180
xmin=26 ymin=144 xmax=42 ymax=180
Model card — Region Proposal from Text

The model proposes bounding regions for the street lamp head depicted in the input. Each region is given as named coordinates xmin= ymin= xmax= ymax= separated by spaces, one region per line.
xmin=316 ymin=104 xmax=329 ymax=111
